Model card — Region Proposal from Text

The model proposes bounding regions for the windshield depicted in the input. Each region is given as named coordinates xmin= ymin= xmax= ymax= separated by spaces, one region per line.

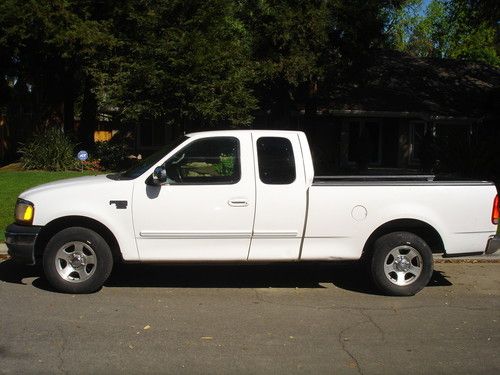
xmin=121 ymin=136 xmax=189 ymax=179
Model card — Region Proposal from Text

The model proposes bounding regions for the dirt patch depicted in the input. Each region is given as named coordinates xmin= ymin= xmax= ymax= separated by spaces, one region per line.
xmin=0 ymin=163 xmax=23 ymax=171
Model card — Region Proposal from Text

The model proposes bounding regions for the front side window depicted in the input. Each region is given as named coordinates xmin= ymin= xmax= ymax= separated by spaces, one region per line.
xmin=257 ymin=137 xmax=296 ymax=184
xmin=121 ymin=136 xmax=188 ymax=180
xmin=164 ymin=137 xmax=240 ymax=184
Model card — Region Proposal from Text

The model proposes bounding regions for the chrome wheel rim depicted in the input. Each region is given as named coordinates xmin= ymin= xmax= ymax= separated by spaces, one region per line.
xmin=55 ymin=241 xmax=97 ymax=283
xmin=383 ymin=245 xmax=423 ymax=286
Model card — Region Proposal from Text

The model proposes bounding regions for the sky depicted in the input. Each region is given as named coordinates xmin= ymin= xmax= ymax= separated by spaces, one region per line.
xmin=420 ymin=0 xmax=433 ymax=15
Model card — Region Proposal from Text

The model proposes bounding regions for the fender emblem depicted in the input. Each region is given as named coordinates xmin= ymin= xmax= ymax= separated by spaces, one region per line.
xmin=110 ymin=200 xmax=128 ymax=209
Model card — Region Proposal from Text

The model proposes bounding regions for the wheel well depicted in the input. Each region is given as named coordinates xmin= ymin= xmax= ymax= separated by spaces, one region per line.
xmin=35 ymin=216 xmax=122 ymax=263
xmin=362 ymin=219 xmax=445 ymax=259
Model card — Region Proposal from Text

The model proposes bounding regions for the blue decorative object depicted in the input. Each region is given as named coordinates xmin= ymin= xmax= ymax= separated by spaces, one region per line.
xmin=77 ymin=150 xmax=89 ymax=161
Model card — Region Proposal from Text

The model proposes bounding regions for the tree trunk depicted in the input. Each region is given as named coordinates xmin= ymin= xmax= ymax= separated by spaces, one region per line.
xmin=304 ymin=80 xmax=318 ymax=117
xmin=62 ymin=70 xmax=76 ymax=134
xmin=80 ymin=79 xmax=97 ymax=148
xmin=63 ymin=95 xmax=74 ymax=134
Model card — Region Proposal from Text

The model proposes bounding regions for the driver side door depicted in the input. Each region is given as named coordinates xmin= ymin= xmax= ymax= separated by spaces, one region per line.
xmin=132 ymin=134 xmax=255 ymax=261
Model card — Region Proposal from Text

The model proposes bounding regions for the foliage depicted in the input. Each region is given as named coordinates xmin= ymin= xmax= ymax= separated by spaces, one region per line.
xmin=214 ymin=154 xmax=235 ymax=176
xmin=445 ymin=1 xmax=500 ymax=65
xmin=93 ymin=141 xmax=128 ymax=171
xmin=0 ymin=170 xmax=99 ymax=241
xmin=2 ymin=0 xmax=496 ymax=142
xmin=100 ymin=0 xmax=257 ymax=130
xmin=386 ymin=0 xmax=500 ymax=66
xmin=81 ymin=159 xmax=103 ymax=172
xmin=1 ymin=0 xmax=409 ymax=140
xmin=0 ymin=0 xmax=116 ymax=132
xmin=239 ymin=0 xmax=406 ymax=114
xmin=18 ymin=127 xmax=79 ymax=171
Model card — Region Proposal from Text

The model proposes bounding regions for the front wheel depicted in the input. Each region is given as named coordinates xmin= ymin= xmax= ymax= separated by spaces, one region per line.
xmin=370 ymin=232 xmax=433 ymax=296
xmin=43 ymin=227 xmax=113 ymax=294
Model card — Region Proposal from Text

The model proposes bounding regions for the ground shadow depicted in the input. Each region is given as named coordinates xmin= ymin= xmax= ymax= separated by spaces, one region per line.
xmin=427 ymin=270 xmax=452 ymax=287
xmin=0 ymin=259 xmax=452 ymax=295
xmin=0 ymin=259 xmax=42 ymax=285
xmin=105 ymin=262 xmax=368 ymax=290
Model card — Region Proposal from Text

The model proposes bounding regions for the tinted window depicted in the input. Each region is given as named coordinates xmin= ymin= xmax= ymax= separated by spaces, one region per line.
xmin=257 ymin=137 xmax=296 ymax=184
xmin=164 ymin=137 xmax=240 ymax=184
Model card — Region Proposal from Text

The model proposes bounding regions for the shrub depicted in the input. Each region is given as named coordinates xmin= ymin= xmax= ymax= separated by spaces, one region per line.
xmin=93 ymin=141 xmax=128 ymax=171
xmin=18 ymin=128 xmax=78 ymax=171
xmin=81 ymin=158 xmax=103 ymax=172
xmin=214 ymin=154 xmax=235 ymax=176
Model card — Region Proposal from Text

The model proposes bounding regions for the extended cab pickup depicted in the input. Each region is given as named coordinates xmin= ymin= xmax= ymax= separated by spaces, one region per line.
xmin=5 ymin=130 xmax=500 ymax=295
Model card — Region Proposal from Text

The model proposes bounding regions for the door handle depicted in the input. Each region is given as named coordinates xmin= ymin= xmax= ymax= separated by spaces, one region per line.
xmin=228 ymin=199 xmax=249 ymax=207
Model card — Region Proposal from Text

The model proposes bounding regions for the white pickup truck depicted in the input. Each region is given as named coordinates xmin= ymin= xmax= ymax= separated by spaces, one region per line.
xmin=6 ymin=130 xmax=500 ymax=295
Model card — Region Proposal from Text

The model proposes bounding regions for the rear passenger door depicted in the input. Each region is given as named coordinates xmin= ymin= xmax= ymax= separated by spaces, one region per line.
xmin=248 ymin=133 xmax=307 ymax=260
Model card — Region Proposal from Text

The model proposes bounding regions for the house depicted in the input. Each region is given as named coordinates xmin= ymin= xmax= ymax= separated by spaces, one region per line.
xmin=134 ymin=51 xmax=499 ymax=178
xmin=258 ymin=50 xmax=500 ymax=177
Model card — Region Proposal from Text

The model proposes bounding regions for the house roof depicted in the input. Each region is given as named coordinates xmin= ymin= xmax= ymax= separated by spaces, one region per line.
xmin=328 ymin=50 xmax=500 ymax=119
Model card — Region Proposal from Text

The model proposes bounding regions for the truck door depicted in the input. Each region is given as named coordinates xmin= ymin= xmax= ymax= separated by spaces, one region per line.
xmin=248 ymin=134 xmax=307 ymax=260
xmin=132 ymin=134 xmax=255 ymax=261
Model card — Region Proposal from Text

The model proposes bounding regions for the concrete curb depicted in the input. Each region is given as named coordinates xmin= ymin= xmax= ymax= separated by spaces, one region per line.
xmin=434 ymin=255 xmax=500 ymax=263
xmin=1 ymin=242 xmax=499 ymax=262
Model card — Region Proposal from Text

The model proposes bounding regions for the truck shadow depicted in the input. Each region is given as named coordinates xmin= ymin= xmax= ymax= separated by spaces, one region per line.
xmin=0 ymin=259 xmax=452 ymax=295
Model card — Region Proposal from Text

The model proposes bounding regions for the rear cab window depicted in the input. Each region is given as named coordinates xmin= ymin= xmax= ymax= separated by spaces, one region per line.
xmin=256 ymin=137 xmax=296 ymax=184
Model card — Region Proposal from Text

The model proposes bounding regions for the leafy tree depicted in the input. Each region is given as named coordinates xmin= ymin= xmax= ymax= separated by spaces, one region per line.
xmin=387 ymin=0 xmax=499 ymax=66
xmin=0 ymin=0 xmax=115 ymax=143
xmin=239 ymin=0 xmax=407 ymax=118
xmin=0 ymin=0 xmax=411 ymax=154
xmin=237 ymin=1 xmax=329 ymax=118
xmin=445 ymin=0 xmax=500 ymax=65
xmin=99 ymin=0 xmax=256 ymax=134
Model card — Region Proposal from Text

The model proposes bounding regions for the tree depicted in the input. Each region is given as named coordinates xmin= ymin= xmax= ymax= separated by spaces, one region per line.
xmin=238 ymin=0 xmax=407 ymax=119
xmin=98 ymin=0 xmax=256 ymax=135
xmin=386 ymin=0 xmax=500 ymax=66
xmin=0 ymin=0 xmax=115 ymax=144
xmin=445 ymin=0 xmax=500 ymax=65
xmin=0 ymin=0 xmax=411 ymax=154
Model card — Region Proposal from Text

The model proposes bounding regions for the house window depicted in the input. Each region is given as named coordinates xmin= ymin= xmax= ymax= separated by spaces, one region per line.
xmin=347 ymin=121 xmax=382 ymax=166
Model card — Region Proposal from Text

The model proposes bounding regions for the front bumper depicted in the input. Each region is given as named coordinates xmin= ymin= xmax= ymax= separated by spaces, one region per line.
xmin=485 ymin=235 xmax=500 ymax=255
xmin=4 ymin=223 xmax=42 ymax=265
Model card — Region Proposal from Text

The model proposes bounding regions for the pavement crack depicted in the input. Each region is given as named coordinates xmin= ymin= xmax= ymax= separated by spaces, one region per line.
xmin=338 ymin=321 xmax=365 ymax=375
xmin=359 ymin=310 xmax=385 ymax=341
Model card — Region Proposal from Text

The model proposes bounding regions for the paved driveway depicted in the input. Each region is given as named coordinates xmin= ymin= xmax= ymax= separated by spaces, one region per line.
xmin=0 ymin=260 xmax=499 ymax=374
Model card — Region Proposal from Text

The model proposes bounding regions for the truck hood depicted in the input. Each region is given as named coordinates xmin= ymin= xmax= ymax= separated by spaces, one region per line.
xmin=20 ymin=174 xmax=118 ymax=200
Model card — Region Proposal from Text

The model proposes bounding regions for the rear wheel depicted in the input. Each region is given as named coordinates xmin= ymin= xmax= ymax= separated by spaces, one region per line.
xmin=43 ymin=227 xmax=113 ymax=294
xmin=370 ymin=231 xmax=433 ymax=296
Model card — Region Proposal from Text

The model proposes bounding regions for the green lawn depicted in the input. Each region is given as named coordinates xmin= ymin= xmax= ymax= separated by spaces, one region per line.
xmin=0 ymin=170 xmax=99 ymax=241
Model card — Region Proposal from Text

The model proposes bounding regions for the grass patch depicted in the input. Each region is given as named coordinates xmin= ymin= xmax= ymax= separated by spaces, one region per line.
xmin=0 ymin=170 xmax=100 ymax=242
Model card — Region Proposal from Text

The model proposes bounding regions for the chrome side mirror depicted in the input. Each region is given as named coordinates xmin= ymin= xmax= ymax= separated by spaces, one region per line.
xmin=151 ymin=165 xmax=167 ymax=185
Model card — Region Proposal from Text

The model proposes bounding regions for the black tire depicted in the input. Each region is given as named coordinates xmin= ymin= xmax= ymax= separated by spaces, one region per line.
xmin=370 ymin=231 xmax=433 ymax=296
xmin=43 ymin=227 xmax=113 ymax=294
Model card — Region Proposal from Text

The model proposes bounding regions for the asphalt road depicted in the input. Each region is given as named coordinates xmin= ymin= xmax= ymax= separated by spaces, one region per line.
xmin=0 ymin=260 xmax=499 ymax=374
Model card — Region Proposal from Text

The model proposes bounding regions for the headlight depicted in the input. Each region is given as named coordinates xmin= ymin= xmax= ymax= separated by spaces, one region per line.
xmin=15 ymin=198 xmax=35 ymax=225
